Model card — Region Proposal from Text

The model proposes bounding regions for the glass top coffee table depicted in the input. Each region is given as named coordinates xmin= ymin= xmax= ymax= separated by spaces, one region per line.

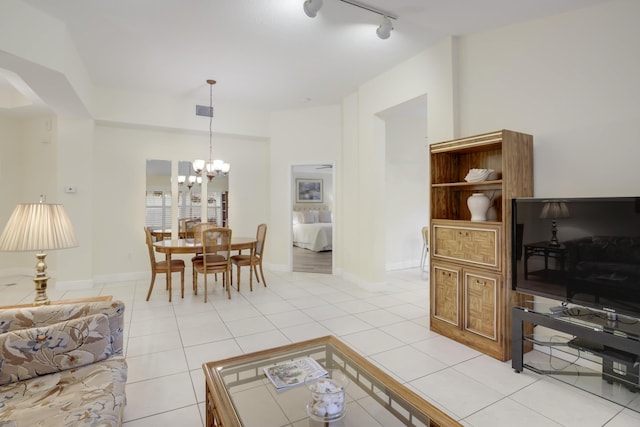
xmin=202 ymin=335 xmax=461 ymax=427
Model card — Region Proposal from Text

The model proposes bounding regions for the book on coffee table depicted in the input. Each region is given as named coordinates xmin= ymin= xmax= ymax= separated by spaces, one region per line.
xmin=263 ymin=357 xmax=327 ymax=390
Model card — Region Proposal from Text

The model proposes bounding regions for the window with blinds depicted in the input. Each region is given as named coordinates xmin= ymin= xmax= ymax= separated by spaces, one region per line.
xmin=145 ymin=190 xmax=171 ymax=229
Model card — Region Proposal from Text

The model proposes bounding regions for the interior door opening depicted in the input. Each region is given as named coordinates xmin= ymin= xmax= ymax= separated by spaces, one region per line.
xmin=291 ymin=164 xmax=334 ymax=274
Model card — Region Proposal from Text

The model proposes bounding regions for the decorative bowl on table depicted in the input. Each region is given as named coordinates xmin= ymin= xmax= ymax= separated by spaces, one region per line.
xmin=305 ymin=369 xmax=349 ymax=422
xmin=464 ymin=168 xmax=496 ymax=183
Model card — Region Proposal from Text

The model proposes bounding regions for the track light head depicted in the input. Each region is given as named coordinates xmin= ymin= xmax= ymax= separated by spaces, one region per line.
xmin=303 ymin=0 xmax=323 ymax=18
xmin=376 ymin=16 xmax=393 ymax=39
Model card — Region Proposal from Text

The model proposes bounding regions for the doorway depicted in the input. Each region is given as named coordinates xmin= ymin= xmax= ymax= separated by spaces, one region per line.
xmin=378 ymin=95 xmax=428 ymax=271
xmin=291 ymin=164 xmax=334 ymax=273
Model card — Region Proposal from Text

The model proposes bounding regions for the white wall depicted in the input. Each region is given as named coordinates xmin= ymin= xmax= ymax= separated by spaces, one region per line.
xmin=382 ymin=113 xmax=429 ymax=270
xmin=340 ymin=38 xmax=455 ymax=284
xmin=3 ymin=0 xmax=640 ymax=288
xmin=56 ymin=117 xmax=94 ymax=285
xmin=91 ymin=124 xmax=269 ymax=280
xmin=269 ymin=106 xmax=342 ymax=271
xmin=456 ymin=0 xmax=640 ymax=198
xmin=0 ymin=0 xmax=92 ymax=117
xmin=0 ymin=116 xmax=63 ymax=276
xmin=0 ymin=117 xmax=27 ymax=274
xmin=94 ymin=86 xmax=270 ymax=139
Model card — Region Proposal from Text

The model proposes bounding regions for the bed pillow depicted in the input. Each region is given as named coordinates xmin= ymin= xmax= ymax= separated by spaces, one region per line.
xmin=292 ymin=211 xmax=303 ymax=225
xmin=301 ymin=211 xmax=317 ymax=224
xmin=0 ymin=313 xmax=111 ymax=385
xmin=319 ymin=210 xmax=332 ymax=223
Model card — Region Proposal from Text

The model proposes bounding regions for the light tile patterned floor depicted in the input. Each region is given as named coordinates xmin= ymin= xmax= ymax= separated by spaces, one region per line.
xmin=2 ymin=268 xmax=640 ymax=426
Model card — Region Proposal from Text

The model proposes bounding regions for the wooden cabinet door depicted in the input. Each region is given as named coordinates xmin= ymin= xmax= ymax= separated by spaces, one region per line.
xmin=432 ymin=263 xmax=460 ymax=326
xmin=464 ymin=269 xmax=499 ymax=340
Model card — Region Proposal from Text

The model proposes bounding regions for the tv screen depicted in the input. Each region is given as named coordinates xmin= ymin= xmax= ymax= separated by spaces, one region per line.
xmin=512 ymin=197 xmax=640 ymax=317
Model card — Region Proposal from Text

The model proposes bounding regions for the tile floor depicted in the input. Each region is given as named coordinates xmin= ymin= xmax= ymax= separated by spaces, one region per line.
xmin=2 ymin=268 xmax=640 ymax=426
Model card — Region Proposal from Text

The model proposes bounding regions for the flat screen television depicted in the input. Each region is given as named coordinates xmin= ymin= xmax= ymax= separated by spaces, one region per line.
xmin=512 ymin=197 xmax=640 ymax=318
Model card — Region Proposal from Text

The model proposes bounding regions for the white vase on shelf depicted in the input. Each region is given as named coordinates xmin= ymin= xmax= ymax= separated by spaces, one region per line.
xmin=467 ymin=193 xmax=490 ymax=221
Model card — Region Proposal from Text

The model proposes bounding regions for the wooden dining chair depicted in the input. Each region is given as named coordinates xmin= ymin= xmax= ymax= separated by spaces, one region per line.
xmin=144 ymin=227 xmax=185 ymax=301
xmin=420 ymin=226 xmax=429 ymax=273
xmin=230 ymin=224 xmax=267 ymax=291
xmin=193 ymin=227 xmax=233 ymax=301
xmin=191 ymin=222 xmax=219 ymax=295
xmin=178 ymin=218 xmax=187 ymax=238
xmin=184 ymin=219 xmax=199 ymax=239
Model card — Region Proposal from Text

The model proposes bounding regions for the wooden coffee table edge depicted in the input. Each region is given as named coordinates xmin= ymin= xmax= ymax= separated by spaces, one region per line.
xmin=0 ymin=295 xmax=113 ymax=310
xmin=202 ymin=335 xmax=462 ymax=427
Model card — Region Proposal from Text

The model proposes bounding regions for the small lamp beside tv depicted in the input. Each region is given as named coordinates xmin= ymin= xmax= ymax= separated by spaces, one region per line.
xmin=539 ymin=201 xmax=570 ymax=246
xmin=0 ymin=197 xmax=78 ymax=305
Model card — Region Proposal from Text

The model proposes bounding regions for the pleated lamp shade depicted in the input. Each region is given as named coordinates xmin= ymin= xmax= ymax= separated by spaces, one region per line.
xmin=539 ymin=201 xmax=570 ymax=220
xmin=0 ymin=203 xmax=78 ymax=252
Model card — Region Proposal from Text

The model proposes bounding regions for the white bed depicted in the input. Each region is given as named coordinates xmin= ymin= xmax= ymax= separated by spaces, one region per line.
xmin=292 ymin=209 xmax=332 ymax=252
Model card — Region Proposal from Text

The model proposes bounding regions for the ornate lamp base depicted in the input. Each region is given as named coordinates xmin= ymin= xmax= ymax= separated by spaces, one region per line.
xmin=549 ymin=220 xmax=561 ymax=247
xmin=33 ymin=252 xmax=51 ymax=306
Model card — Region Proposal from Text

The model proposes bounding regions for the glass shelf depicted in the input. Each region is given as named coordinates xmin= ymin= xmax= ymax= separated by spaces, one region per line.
xmin=518 ymin=301 xmax=640 ymax=342
xmin=513 ymin=304 xmax=640 ymax=412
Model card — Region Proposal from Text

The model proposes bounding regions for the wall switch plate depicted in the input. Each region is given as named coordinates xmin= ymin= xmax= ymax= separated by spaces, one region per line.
xmin=64 ymin=186 xmax=77 ymax=193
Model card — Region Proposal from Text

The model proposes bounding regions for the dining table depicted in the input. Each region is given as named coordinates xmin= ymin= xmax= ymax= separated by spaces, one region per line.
xmin=153 ymin=237 xmax=257 ymax=300
xmin=150 ymin=228 xmax=172 ymax=241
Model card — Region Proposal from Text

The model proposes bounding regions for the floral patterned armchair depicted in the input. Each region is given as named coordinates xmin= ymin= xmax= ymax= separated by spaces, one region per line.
xmin=0 ymin=299 xmax=127 ymax=426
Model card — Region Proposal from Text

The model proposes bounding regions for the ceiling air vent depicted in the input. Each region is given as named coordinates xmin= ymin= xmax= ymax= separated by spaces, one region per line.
xmin=196 ymin=105 xmax=214 ymax=117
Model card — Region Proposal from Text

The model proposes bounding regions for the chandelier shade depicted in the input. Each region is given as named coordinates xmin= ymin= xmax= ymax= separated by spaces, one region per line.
xmin=193 ymin=159 xmax=206 ymax=175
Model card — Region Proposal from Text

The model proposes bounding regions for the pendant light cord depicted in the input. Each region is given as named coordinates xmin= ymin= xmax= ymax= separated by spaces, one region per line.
xmin=209 ymin=81 xmax=213 ymax=164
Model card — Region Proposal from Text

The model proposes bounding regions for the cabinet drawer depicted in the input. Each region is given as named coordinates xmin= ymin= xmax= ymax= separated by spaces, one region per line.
xmin=464 ymin=270 xmax=499 ymax=340
xmin=433 ymin=222 xmax=500 ymax=269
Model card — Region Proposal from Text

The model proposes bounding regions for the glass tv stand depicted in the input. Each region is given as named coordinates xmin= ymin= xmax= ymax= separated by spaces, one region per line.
xmin=512 ymin=304 xmax=640 ymax=411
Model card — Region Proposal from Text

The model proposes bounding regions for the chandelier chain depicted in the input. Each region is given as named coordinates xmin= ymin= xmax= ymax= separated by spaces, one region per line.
xmin=209 ymin=81 xmax=213 ymax=164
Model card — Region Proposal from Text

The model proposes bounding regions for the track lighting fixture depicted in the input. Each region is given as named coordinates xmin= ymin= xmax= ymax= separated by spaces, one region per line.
xmin=303 ymin=0 xmax=323 ymax=18
xmin=303 ymin=0 xmax=397 ymax=39
xmin=376 ymin=16 xmax=393 ymax=40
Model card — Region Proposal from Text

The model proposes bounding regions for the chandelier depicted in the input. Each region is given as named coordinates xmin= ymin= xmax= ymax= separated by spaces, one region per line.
xmin=177 ymin=173 xmax=201 ymax=190
xmin=193 ymin=79 xmax=230 ymax=181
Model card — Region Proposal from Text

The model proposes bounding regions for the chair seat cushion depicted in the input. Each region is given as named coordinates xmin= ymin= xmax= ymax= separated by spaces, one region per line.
xmin=157 ymin=259 xmax=185 ymax=270
xmin=193 ymin=257 xmax=228 ymax=272
xmin=193 ymin=254 xmax=227 ymax=265
xmin=231 ymin=255 xmax=257 ymax=266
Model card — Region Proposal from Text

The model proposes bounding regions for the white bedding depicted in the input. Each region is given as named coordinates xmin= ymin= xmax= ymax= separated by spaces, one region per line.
xmin=293 ymin=223 xmax=332 ymax=252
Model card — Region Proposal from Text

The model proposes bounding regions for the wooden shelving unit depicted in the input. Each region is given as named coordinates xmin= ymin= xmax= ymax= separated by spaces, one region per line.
xmin=429 ymin=130 xmax=533 ymax=361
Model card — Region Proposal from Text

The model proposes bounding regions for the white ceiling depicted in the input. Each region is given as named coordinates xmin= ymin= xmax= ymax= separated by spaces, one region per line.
xmin=12 ymin=0 xmax=610 ymax=113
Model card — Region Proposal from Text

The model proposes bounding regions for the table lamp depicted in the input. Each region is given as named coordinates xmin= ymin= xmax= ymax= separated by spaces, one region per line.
xmin=0 ymin=198 xmax=78 ymax=305
xmin=540 ymin=201 xmax=570 ymax=246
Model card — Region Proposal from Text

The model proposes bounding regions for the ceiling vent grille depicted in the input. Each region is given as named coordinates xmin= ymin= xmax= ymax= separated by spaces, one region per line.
xmin=196 ymin=105 xmax=214 ymax=117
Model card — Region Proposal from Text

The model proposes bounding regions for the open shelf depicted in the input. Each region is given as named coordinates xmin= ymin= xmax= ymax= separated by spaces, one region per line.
xmin=431 ymin=179 xmax=502 ymax=189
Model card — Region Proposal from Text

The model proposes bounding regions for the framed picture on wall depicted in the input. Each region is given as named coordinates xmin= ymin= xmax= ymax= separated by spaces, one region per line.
xmin=296 ymin=179 xmax=323 ymax=203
